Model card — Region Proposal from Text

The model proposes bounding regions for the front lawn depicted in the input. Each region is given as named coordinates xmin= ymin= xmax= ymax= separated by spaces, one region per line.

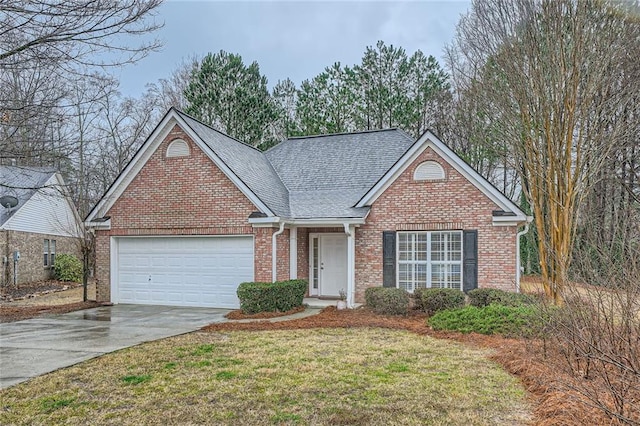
xmin=0 ymin=328 xmax=530 ymax=425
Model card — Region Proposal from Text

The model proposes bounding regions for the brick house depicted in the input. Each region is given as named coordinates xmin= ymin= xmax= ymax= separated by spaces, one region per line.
xmin=85 ymin=108 xmax=530 ymax=309
xmin=1 ymin=166 xmax=82 ymax=286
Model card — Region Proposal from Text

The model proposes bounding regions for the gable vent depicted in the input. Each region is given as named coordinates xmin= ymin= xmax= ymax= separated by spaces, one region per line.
xmin=414 ymin=161 xmax=445 ymax=181
xmin=166 ymin=139 xmax=190 ymax=158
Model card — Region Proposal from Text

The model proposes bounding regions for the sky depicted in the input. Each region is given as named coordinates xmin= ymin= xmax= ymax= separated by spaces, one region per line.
xmin=117 ymin=0 xmax=471 ymax=98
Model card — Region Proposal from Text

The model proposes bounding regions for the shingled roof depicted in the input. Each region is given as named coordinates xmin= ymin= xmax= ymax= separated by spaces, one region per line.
xmin=0 ymin=166 xmax=56 ymax=226
xmin=175 ymin=110 xmax=415 ymax=219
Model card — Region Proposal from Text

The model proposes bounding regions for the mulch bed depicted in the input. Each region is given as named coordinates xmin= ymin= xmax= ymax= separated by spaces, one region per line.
xmin=0 ymin=301 xmax=101 ymax=323
xmin=224 ymin=305 xmax=306 ymax=320
xmin=203 ymin=306 xmax=622 ymax=426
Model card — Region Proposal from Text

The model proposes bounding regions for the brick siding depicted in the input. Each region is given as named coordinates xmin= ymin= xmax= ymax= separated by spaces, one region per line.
xmin=94 ymin=124 xmax=275 ymax=302
xmin=1 ymin=230 xmax=81 ymax=286
xmin=94 ymin=123 xmax=519 ymax=305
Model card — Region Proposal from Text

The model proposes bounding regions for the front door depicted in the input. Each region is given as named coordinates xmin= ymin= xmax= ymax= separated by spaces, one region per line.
xmin=310 ymin=234 xmax=347 ymax=297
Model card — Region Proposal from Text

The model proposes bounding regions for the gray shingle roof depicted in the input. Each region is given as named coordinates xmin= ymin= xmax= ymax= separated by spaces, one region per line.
xmin=0 ymin=166 xmax=55 ymax=226
xmin=266 ymin=129 xmax=415 ymax=218
xmin=175 ymin=110 xmax=415 ymax=219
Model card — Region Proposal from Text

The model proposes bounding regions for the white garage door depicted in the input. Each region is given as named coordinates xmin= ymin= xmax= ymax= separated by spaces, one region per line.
xmin=115 ymin=236 xmax=253 ymax=308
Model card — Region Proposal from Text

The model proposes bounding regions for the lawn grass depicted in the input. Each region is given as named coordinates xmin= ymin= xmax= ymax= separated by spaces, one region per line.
xmin=0 ymin=328 xmax=531 ymax=425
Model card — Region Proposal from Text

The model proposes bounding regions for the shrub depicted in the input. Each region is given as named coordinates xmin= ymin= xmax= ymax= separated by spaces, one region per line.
xmin=419 ymin=288 xmax=465 ymax=315
xmin=52 ymin=254 xmax=83 ymax=282
xmin=236 ymin=279 xmax=307 ymax=314
xmin=365 ymin=287 xmax=410 ymax=315
xmin=428 ymin=304 xmax=544 ymax=337
xmin=467 ymin=288 xmax=535 ymax=308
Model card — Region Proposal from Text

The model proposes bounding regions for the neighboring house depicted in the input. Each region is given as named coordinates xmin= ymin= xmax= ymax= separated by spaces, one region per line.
xmin=86 ymin=108 xmax=531 ymax=309
xmin=1 ymin=166 xmax=82 ymax=286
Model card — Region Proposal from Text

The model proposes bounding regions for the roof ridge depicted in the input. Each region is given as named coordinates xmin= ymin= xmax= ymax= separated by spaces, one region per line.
xmin=172 ymin=108 xmax=264 ymax=153
xmin=286 ymin=128 xmax=402 ymax=141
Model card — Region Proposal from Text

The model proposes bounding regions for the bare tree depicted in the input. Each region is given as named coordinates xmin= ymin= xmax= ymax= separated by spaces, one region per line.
xmin=0 ymin=0 xmax=162 ymax=71
xmin=447 ymin=0 xmax=640 ymax=303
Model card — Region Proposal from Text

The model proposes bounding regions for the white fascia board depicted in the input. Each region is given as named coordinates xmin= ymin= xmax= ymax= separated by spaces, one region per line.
xmin=249 ymin=217 xmax=366 ymax=228
xmin=248 ymin=216 xmax=281 ymax=226
xmin=85 ymin=218 xmax=111 ymax=230
xmin=86 ymin=109 xmax=274 ymax=223
xmin=357 ymin=130 xmax=527 ymax=218
xmin=287 ymin=218 xmax=366 ymax=226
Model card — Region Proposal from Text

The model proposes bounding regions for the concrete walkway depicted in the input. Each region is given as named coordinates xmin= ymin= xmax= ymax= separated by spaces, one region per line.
xmin=0 ymin=305 xmax=230 ymax=389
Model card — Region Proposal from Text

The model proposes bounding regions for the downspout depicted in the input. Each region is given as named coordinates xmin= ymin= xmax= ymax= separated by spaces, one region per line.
xmin=516 ymin=219 xmax=532 ymax=293
xmin=272 ymin=221 xmax=286 ymax=282
xmin=343 ymin=223 xmax=355 ymax=308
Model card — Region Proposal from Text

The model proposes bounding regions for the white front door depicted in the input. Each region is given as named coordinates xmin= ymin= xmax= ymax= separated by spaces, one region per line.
xmin=311 ymin=234 xmax=347 ymax=297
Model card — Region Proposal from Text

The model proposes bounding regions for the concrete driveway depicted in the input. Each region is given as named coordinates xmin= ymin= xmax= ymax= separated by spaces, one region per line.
xmin=0 ymin=305 xmax=229 ymax=389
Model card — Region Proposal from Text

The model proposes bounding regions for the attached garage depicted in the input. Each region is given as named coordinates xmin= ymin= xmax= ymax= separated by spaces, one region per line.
xmin=112 ymin=236 xmax=253 ymax=308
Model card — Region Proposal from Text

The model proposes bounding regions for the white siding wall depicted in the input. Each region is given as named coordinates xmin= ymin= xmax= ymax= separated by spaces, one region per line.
xmin=3 ymin=174 xmax=80 ymax=237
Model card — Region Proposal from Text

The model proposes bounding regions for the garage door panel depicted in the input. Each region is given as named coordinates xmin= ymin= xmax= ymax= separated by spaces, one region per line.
xmin=115 ymin=236 xmax=253 ymax=308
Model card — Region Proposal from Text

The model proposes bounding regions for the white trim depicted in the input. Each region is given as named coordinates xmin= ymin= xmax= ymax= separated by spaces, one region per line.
xmin=166 ymin=138 xmax=190 ymax=157
xmin=110 ymin=236 xmax=119 ymax=304
xmin=309 ymin=234 xmax=318 ymax=296
xmin=344 ymin=224 xmax=356 ymax=308
xmin=86 ymin=109 xmax=274 ymax=225
xmin=309 ymin=232 xmax=348 ymax=298
xmin=272 ymin=222 xmax=285 ymax=282
xmin=356 ymin=131 xmax=527 ymax=222
xmin=289 ymin=227 xmax=298 ymax=279
xmin=250 ymin=217 xmax=367 ymax=227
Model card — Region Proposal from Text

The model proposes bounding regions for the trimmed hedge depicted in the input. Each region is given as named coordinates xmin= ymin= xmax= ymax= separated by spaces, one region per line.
xmin=428 ymin=304 xmax=544 ymax=337
xmin=237 ymin=279 xmax=307 ymax=314
xmin=419 ymin=288 xmax=466 ymax=315
xmin=467 ymin=288 xmax=535 ymax=308
xmin=53 ymin=253 xmax=83 ymax=282
xmin=365 ymin=287 xmax=410 ymax=315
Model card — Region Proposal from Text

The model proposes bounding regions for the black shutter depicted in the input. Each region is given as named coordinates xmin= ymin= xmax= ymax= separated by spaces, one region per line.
xmin=463 ymin=230 xmax=478 ymax=292
xmin=382 ymin=231 xmax=396 ymax=288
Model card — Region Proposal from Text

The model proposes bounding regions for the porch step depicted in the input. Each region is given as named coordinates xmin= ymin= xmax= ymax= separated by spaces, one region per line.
xmin=303 ymin=298 xmax=362 ymax=309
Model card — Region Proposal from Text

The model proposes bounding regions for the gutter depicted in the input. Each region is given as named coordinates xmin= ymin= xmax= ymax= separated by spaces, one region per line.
xmin=272 ymin=221 xmax=286 ymax=282
xmin=515 ymin=217 xmax=533 ymax=292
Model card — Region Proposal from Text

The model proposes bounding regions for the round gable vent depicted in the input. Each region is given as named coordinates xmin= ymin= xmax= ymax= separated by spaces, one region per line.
xmin=414 ymin=161 xmax=445 ymax=181
xmin=166 ymin=139 xmax=190 ymax=158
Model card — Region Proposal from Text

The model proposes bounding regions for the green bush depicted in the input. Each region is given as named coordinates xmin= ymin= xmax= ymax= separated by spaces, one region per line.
xmin=467 ymin=288 xmax=535 ymax=308
xmin=365 ymin=287 xmax=410 ymax=315
xmin=236 ymin=279 xmax=307 ymax=314
xmin=52 ymin=253 xmax=83 ymax=282
xmin=428 ymin=304 xmax=544 ymax=337
xmin=419 ymin=288 xmax=465 ymax=315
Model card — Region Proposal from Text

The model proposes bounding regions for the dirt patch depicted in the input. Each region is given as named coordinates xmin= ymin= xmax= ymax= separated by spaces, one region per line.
xmin=0 ymin=280 xmax=82 ymax=302
xmin=203 ymin=306 xmax=625 ymax=425
xmin=0 ymin=279 xmax=97 ymax=322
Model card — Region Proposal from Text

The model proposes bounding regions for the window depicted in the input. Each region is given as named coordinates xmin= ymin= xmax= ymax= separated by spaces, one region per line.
xmin=397 ymin=231 xmax=462 ymax=292
xmin=166 ymin=139 xmax=190 ymax=158
xmin=413 ymin=161 xmax=445 ymax=180
xmin=43 ymin=239 xmax=56 ymax=267
xmin=43 ymin=239 xmax=49 ymax=267
xmin=50 ymin=240 xmax=56 ymax=266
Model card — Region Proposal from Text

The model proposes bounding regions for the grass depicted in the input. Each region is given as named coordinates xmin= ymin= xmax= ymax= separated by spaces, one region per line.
xmin=0 ymin=328 xmax=531 ymax=425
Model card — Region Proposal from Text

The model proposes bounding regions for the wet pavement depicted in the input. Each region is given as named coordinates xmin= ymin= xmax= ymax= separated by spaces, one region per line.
xmin=0 ymin=305 xmax=229 ymax=389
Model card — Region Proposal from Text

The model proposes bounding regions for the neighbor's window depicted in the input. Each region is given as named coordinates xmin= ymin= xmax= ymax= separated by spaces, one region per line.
xmin=397 ymin=231 xmax=462 ymax=292
xmin=43 ymin=239 xmax=56 ymax=267
xmin=43 ymin=239 xmax=49 ymax=267
xmin=50 ymin=240 xmax=56 ymax=266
